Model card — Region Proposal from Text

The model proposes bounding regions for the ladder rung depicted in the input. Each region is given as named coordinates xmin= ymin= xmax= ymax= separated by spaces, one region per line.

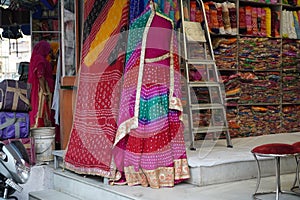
xmin=187 ymin=59 xmax=215 ymax=65
xmin=190 ymin=103 xmax=224 ymax=110
xmin=188 ymin=82 xmax=220 ymax=87
xmin=192 ymin=126 xmax=228 ymax=133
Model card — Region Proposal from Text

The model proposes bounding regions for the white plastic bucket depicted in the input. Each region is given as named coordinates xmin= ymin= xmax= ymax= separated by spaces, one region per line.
xmin=31 ymin=127 xmax=55 ymax=162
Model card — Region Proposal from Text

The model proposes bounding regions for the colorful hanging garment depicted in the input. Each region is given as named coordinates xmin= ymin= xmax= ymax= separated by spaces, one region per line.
xmin=64 ymin=0 xmax=129 ymax=178
xmin=112 ymin=3 xmax=190 ymax=188
xmin=129 ymin=0 xmax=180 ymax=25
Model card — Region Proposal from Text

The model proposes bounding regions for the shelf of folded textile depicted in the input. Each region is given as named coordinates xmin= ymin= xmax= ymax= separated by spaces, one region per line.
xmin=238 ymin=71 xmax=281 ymax=105
xmin=281 ymin=105 xmax=300 ymax=133
xmin=238 ymin=37 xmax=281 ymax=71
xmin=212 ymin=37 xmax=238 ymax=70
xmin=238 ymin=105 xmax=281 ymax=137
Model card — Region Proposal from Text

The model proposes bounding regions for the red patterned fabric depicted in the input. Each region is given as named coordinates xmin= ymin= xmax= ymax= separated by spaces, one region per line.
xmin=252 ymin=143 xmax=296 ymax=155
xmin=64 ymin=0 xmax=129 ymax=178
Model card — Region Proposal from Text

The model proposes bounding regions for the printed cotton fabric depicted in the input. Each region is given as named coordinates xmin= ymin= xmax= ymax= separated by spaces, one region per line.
xmin=64 ymin=0 xmax=129 ymax=178
xmin=112 ymin=4 xmax=190 ymax=188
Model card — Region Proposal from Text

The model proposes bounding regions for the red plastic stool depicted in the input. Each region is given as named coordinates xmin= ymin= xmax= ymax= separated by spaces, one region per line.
xmin=291 ymin=141 xmax=300 ymax=194
xmin=251 ymin=143 xmax=298 ymax=200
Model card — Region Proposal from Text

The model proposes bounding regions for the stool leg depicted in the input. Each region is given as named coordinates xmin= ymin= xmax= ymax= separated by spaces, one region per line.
xmin=292 ymin=156 xmax=298 ymax=188
xmin=291 ymin=156 xmax=300 ymax=192
xmin=253 ymin=153 xmax=261 ymax=194
xmin=275 ymin=157 xmax=281 ymax=200
xmin=296 ymin=157 xmax=300 ymax=189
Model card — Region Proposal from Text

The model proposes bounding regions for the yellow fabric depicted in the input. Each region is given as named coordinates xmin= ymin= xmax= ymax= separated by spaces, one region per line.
xmin=84 ymin=0 xmax=127 ymax=67
xmin=264 ymin=7 xmax=271 ymax=37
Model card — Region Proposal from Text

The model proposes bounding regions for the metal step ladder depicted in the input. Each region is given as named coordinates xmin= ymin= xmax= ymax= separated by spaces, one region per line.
xmin=179 ymin=0 xmax=233 ymax=150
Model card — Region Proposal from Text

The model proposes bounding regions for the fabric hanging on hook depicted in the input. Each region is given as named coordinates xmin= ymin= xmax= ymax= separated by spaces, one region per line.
xmin=40 ymin=0 xmax=58 ymax=10
xmin=2 ymin=25 xmax=22 ymax=39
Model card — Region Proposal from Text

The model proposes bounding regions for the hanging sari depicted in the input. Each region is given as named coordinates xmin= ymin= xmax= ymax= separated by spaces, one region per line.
xmin=112 ymin=4 xmax=190 ymax=188
xmin=129 ymin=0 xmax=180 ymax=25
xmin=64 ymin=0 xmax=129 ymax=178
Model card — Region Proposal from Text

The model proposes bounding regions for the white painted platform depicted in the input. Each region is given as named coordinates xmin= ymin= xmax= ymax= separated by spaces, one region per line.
xmin=186 ymin=132 xmax=300 ymax=186
xmin=48 ymin=170 xmax=300 ymax=200
xmin=27 ymin=132 xmax=300 ymax=200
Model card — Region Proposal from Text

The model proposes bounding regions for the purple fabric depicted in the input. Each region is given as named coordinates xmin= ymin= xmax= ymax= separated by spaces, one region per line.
xmin=0 ymin=112 xmax=30 ymax=140
xmin=0 ymin=79 xmax=31 ymax=112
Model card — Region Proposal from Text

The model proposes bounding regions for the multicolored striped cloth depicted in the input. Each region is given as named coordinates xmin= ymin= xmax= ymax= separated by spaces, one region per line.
xmin=112 ymin=3 xmax=190 ymax=188
xmin=64 ymin=0 xmax=129 ymax=178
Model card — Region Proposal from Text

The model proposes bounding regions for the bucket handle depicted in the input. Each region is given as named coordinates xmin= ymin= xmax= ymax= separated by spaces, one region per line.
xmin=36 ymin=137 xmax=54 ymax=154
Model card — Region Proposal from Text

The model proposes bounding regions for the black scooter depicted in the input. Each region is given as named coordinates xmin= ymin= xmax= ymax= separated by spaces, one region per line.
xmin=0 ymin=140 xmax=30 ymax=199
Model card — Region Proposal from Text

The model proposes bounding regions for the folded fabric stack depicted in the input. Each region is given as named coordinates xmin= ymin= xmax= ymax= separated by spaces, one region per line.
xmin=282 ymin=10 xmax=300 ymax=39
xmin=239 ymin=5 xmax=279 ymax=37
xmin=238 ymin=105 xmax=281 ymax=137
xmin=222 ymin=73 xmax=241 ymax=106
xmin=190 ymin=87 xmax=210 ymax=104
xmin=282 ymin=39 xmax=300 ymax=103
xmin=226 ymin=107 xmax=240 ymax=138
xmin=282 ymin=71 xmax=300 ymax=103
xmin=0 ymin=79 xmax=35 ymax=165
xmin=281 ymin=105 xmax=300 ymax=133
xmin=192 ymin=108 xmax=225 ymax=128
xmin=238 ymin=72 xmax=280 ymax=104
xmin=213 ymin=37 xmax=238 ymax=69
xmin=219 ymin=74 xmax=240 ymax=138
xmin=188 ymin=1 xmax=237 ymax=35
xmin=239 ymin=37 xmax=281 ymax=70
xmin=282 ymin=39 xmax=300 ymax=71
xmin=192 ymin=110 xmax=211 ymax=128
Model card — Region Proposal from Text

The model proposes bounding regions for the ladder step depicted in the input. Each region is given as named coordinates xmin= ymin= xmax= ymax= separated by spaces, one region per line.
xmin=188 ymin=82 xmax=221 ymax=87
xmin=193 ymin=126 xmax=228 ymax=133
xmin=187 ymin=59 xmax=215 ymax=65
xmin=190 ymin=103 xmax=224 ymax=110
xmin=180 ymin=0 xmax=233 ymax=149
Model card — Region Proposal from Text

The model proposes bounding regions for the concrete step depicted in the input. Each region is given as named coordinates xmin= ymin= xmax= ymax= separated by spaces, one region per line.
xmin=52 ymin=169 xmax=216 ymax=200
xmin=53 ymin=170 xmax=134 ymax=200
xmin=29 ymin=189 xmax=81 ymax=200
xmin=51 ymin=169 xmax=300 ymax=200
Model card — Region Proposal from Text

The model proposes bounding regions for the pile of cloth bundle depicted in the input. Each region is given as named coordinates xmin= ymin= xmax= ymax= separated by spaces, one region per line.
xmin=282 ymin=39 xmax=300 ymax=103
xmin=222 ymin=73 xmax=240 ymax=106
xmin=238 ymin=105 xmax=281 ymax=137
xmin=239 ymin=5 xmax=279 ymax=37
xmin=185 ymin=1 xmax=237 ymax=35
xmin=282 ymin=9 xmax=300 ymax=39
xmin=221 ymin=74 xmax=240 ymax=138
xmin=239 ymin=37 xmax=281 ymax=70
xmin=282 ymin=105 xmax=300 ymax=133
xmin=238 ymin=71 xmax=280 ymax=104
xmin=213 ymin=37 xmax=238 ymax=70
xmin=221 ymin=72 xmax=281 ymax=137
